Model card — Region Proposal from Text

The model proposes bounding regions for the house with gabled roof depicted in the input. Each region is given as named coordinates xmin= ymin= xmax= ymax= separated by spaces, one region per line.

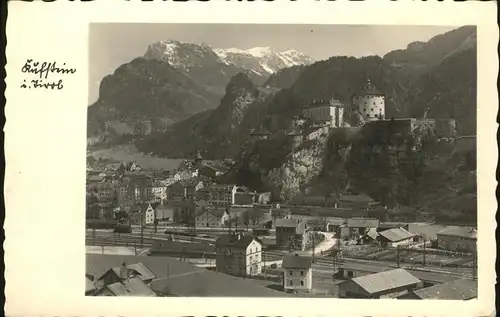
xmin=215 ymin=233 xmax=262 ymax=277
xmin=275 ymin=218 xmax=308 ymax=251
xmin=129 ymin=203 xmax=156 ymax=226
xmin=378 ymin=227 xmax=417 ymax=247
xmin=341 ymin=217 xmax=380 ymax=238
xmin=338 ymin=268 xmax=422 ymax=299
xmin=436 ymin=226 xmax=477 ymax=253
xmin=96 ymin=261 xmax=156 ymax=287
xmin=95 ymin=277 xmax=156 ymax=297
xmin=194 ymin=206 xmax=228 ymax=228
xmin=282 ymin=254 xmax=313 ymax=293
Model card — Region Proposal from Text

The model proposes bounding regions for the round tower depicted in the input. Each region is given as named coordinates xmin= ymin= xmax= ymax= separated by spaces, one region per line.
xmin=352 ymin=79 xmax=385 ymax=122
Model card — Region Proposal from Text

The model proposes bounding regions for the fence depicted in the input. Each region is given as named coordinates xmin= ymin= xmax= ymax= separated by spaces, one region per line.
xmin=341 ymin=244 xmax=475 ymax=268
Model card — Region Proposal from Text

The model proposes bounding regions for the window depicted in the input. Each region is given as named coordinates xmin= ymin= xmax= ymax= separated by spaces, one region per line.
xmin=289 ymin=280 xmax=293 ymax=286
xmin=300 ymin=281 xmax=304 ymax=286
xmin=300 ymin=271 xmax=304 ymax=276
xmin=347 ymin=270 xmax=354 ymax=278
xmin=289 ymin=271 xmax=293 ymax=276
xmin=371 ymin=108 xmax=374 ymax=112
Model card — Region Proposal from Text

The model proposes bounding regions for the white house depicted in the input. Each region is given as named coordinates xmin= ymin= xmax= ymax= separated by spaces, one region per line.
xmin=144 ymin=203 xmax=155 ymax=225
xmin=215 ymin=234 xmax=263 ymax=277
xmin=152 ymin=183 xmax=168 ymax=203
xmin=282 ymin=254 xmax=313 ymax=293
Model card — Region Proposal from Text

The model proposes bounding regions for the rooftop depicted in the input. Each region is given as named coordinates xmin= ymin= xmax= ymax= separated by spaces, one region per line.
xmin=103 ymin=277 xmax=157 ymax=297
xmin=354 ymin=79 xmax=384 ymax=96
xmin=378 ymin=227 xmax=416 ymax=242
xmin=149 ymin=270 xmax=289 ymax=297
xmin=437 ymin=226 xmax=477 ymax=239
xmin=349 ymin=268 xmax=421 ymax=295
xmin=85 ymin=276 xmax=97 ymax=293
xmin=208 ymin=184 xmax=236 ymax=192
xmin=215 ymin=234 xmax=257 ymax=249
xmin=275 ymin=218 xmax=299 ymax=228
xmin=347 ymin=218 xmax=380 ymax=228
xmin=411 ymin=279 xmax=477 ymax=300
xmin=86 ymin=254 xmax=202 ymax=281
xmin=341 ymin=262 xmax=460 ymax=284
xmin=282 ymin=254 xmax=313 ymax=269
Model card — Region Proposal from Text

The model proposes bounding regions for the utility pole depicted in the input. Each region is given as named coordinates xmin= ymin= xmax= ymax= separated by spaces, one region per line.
xmin=312 ymin=230 xmax=316 ymax=263
xmin=140 ymin=208 xmax=144 ymax=246
xmin=396 ymin=245 xmax=400 ymax=268
xmin=472 ymin=249 xmax=477 ymax=281
xmin=422 ymin=236 xmax=426 ymax=266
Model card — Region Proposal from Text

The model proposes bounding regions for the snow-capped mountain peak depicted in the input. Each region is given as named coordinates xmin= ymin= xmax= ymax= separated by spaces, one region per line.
xmin=144 ymin=40 xmax=314 ymax=76
xmin=214 ymin=46 xmax=314 ymax=75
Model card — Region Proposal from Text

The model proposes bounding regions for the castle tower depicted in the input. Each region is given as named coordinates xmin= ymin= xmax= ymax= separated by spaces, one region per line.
xmin=352 ymin=79 xmax=385 ymax=122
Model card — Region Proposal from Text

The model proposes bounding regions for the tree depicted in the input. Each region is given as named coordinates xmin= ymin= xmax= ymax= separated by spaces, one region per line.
xmin=242 ymin=210 xmax=251 ymax=229
xmin=250 ymin=209 xmax=265 ymax=225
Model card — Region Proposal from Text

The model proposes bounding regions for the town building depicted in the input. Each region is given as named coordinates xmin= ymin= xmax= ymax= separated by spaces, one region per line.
xmin=97 ymin=262 xmax=156 ymax=286
xmin=338 ymin=268 xmax=422 ymax=299
xmin=337 ymin=262 xmax=459 ymax=288
xmin=92 ymin=182 xmax=117 ymax=202
xmin=197 ymin=164 xmax=220 ymax=179
xmin=129 ymin=203 xmax=156 ymax=226
xmin=130 ymin=175 xmax=154 ymax=203
xmin=377 ymin=227 xmax=417 ymax=247
xmin=233 ymin=186 xmax=257 ymax=205
xmin=95 ymin=277 xmax=156 ymax=297
xmin=117 ymin=182 xmax=135 ymax=206
xmin=151 ymin=181 xmax=168 ymax=203
xmin=275 ymin=218 xmax=308 ymax=250
xmin=352 ymin=79 xmax=385 ymax=122
xmin=215 ymin=234 xmax=263 ymax=277
xmin=167 ymin=177 xmax=205 ymax=201
xmin=269 ymin=206 xmax=292 ymax=226
xmin=398 ymin=279 xmax=477 ymax=300
xmin=282 ymin=254 xmax=313 ymax=293
xmin=205 ymin=184 xmax=237 ymax=206
xmin=436 ymin=226 xmax=477 ymax=253
xmin=255 ymin=192 xmax=271 ymax=205
xmin=171 ymin=200 xmax=198 ymax=224
xmin=302 ymin=98 xmax=344 ymax=128
xmin=194 ymin=206 xmax=228 ymax=228
xmin=341 ymin=218 xmax=380 ymax=238
xmin=326 ymin=217 xmax=347 ymax=233
xmin=154 ymin=204 xmax=174 ymax=223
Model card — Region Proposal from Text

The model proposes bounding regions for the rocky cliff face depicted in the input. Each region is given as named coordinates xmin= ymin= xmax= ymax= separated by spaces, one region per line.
xmin=135 ymin=73 xmax=270 ymax=159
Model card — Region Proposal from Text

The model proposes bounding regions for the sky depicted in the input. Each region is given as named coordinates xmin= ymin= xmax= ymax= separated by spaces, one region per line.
xmin=88 ymin=24 xmax=458 ymax=104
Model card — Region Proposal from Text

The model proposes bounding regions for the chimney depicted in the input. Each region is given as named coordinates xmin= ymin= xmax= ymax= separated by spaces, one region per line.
xmin=119 ymin=262 xmax=128 ymax=280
